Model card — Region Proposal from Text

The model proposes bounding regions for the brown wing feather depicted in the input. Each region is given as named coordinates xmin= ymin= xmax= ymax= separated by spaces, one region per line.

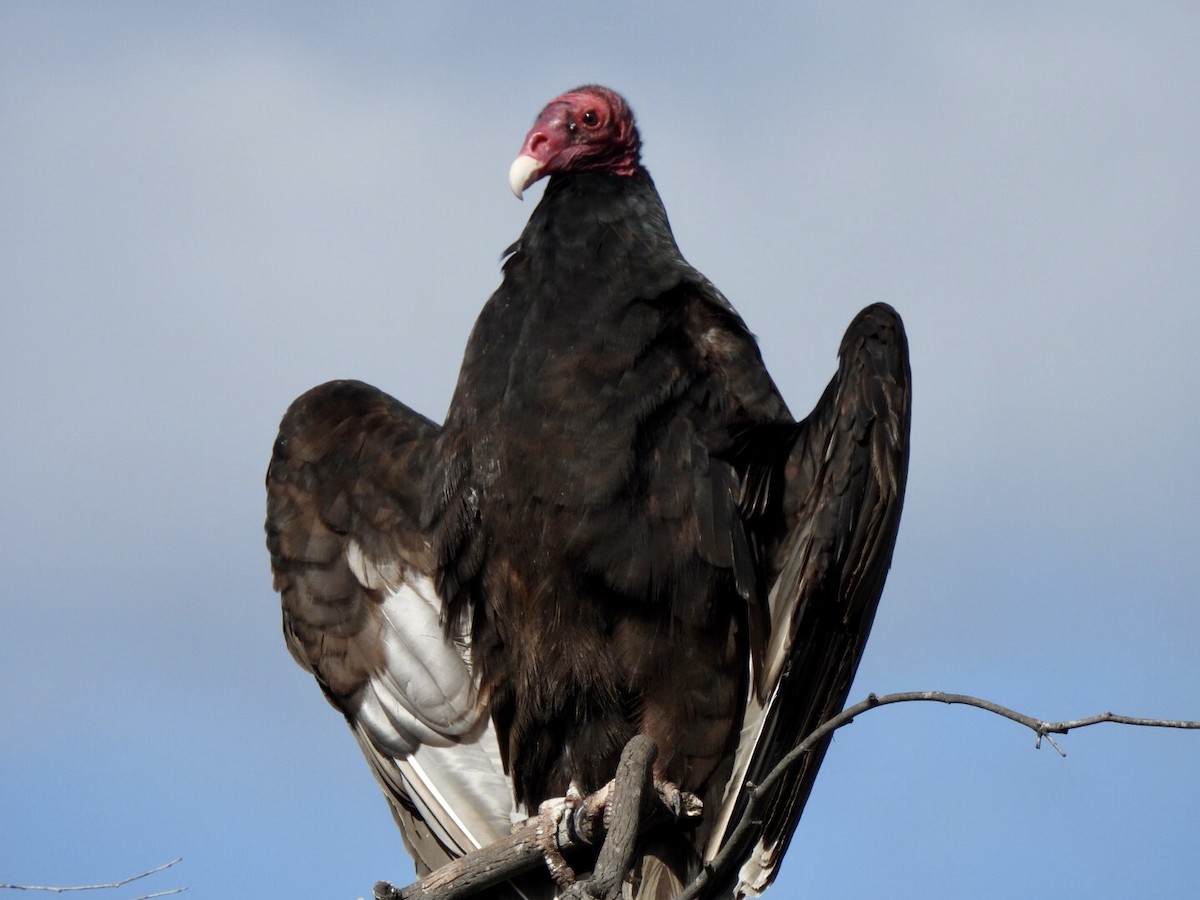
xmin=707 ymin=303 xmax=911 ymax=897
xmin=266 ymin=379 xmax=438 ymax=698
xmin=266 ymin=381 xmax=514 ymax=872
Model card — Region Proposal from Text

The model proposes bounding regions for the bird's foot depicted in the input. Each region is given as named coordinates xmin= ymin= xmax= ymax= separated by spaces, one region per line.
xmin=652 ymin=776 xmax=703 ymax=822
xmin=653 ymin=777 xmax=683 ymax=818
xmin=536 ymin=783 xmax=586 ymax=888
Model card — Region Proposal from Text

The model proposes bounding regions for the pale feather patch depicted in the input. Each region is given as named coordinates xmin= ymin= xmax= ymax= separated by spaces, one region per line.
xmin=399 ymin=743 xmax=514 ymax=851
xmin=350 ymin=719 xmax=523 ymax=877
xmin=376 ymin=574 xmax=477 ymax=731
xmin=346 ymin=538 xmax=404 ymax=591
xmin=352 ymin=573 xmax=482 ymax=756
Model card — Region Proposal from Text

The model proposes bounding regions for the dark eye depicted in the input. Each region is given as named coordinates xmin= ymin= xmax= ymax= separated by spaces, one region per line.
xmin=582 ymin=110 xmax=599 ymax=126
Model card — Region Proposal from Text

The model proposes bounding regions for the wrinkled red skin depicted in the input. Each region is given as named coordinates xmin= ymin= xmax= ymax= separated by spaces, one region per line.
xmin=514 ymin=85 xmax=641 ymax=192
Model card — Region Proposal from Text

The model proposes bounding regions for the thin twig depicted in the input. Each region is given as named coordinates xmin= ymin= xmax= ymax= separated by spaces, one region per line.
xmin=0 ymin=858 xmax=184 ymax=894
xmin=677 ymin=692 xmax=1200 ymax=900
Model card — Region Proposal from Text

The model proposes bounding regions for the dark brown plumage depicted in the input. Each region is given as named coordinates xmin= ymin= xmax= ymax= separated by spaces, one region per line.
xmin=266 ymin=85 xmax=910 ymax=899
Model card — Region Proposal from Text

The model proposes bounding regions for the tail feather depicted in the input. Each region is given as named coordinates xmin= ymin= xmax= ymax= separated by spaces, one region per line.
xmin=626 ymin=834 xmax=699 ymax=900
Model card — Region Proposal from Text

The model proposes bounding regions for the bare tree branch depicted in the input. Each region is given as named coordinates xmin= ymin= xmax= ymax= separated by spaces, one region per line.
xmin=0 ymin=858 xmax=184 ymax=896
xmin=560 ymin=735 xmax=661 ymax=900
xmin=377 ymin=691 xmax=1200 ymax=900
xmin=386 ymin=696 xmax=1200 ymax=900
xmin=374 ymin=743 xmax=700 ymax=900
xmin=678 ymin=691 xmax=1200 ymax=900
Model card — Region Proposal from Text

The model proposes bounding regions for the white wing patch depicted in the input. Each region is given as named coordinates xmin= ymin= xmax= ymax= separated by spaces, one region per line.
xmin=348 ymin=560 xmax=482 ymax=754
xmin=398 ymin=731 xmax=517 ymax=852
xmin=340 ymin=541 xmax=521 ymax=864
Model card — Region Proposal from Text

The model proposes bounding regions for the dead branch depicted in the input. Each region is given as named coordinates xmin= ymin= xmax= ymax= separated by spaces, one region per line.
xmin=0 ymin=858 xmax=184 ymax=897
xmin=677 ymin=691 xmax=1200 ymax=900
xmin=373 ymin=737 xmax=700 ymax=900
xmin=560 ymin=735 xmax=667 ymax=900
xmin=377 ymin=692 xmax=1200 ymax=900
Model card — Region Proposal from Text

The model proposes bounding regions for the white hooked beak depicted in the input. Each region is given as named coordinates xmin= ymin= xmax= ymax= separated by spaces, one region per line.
xmin=508 ymin=154 xmax=544 ymax=200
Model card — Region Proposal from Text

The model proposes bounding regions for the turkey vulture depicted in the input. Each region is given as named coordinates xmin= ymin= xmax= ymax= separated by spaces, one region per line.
xmin=266 ymin=85 xmax=910 ymax=899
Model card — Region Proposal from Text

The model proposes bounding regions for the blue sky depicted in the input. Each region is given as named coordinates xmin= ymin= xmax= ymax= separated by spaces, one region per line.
xmin=2 ymin=3 xmax=1198 ymax=897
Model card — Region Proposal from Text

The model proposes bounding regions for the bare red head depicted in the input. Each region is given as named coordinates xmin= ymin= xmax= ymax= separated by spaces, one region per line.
xmin=508 ymin=85 xmax=642 ymax=199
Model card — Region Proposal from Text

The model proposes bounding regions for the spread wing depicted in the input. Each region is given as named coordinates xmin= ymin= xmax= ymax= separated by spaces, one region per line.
xmin=264 ymin=379 xmax=522 ymax=876
xmin=708 ymin=303 xmax=912 ymax=897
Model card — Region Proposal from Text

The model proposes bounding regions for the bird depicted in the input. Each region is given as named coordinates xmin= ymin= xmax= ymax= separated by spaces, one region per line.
xmin=266 ymin=85 xmax=910 ymax=899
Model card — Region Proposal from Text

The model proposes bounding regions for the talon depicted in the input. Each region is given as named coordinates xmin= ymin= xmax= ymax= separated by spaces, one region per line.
xmin=654 ymin=778 xmax=683 ymax=817
xmin=537 ymin=791 xmax=581 ymax=888
xmin=653 ymin=777 xmax=703 ymax=822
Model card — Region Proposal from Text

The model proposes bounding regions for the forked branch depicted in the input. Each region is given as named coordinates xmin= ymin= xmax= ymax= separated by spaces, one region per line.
xmin=374 ymin=736 xmax=700 ymax=900
xmin=378 ymin=692 xmax=1200 ymax=900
